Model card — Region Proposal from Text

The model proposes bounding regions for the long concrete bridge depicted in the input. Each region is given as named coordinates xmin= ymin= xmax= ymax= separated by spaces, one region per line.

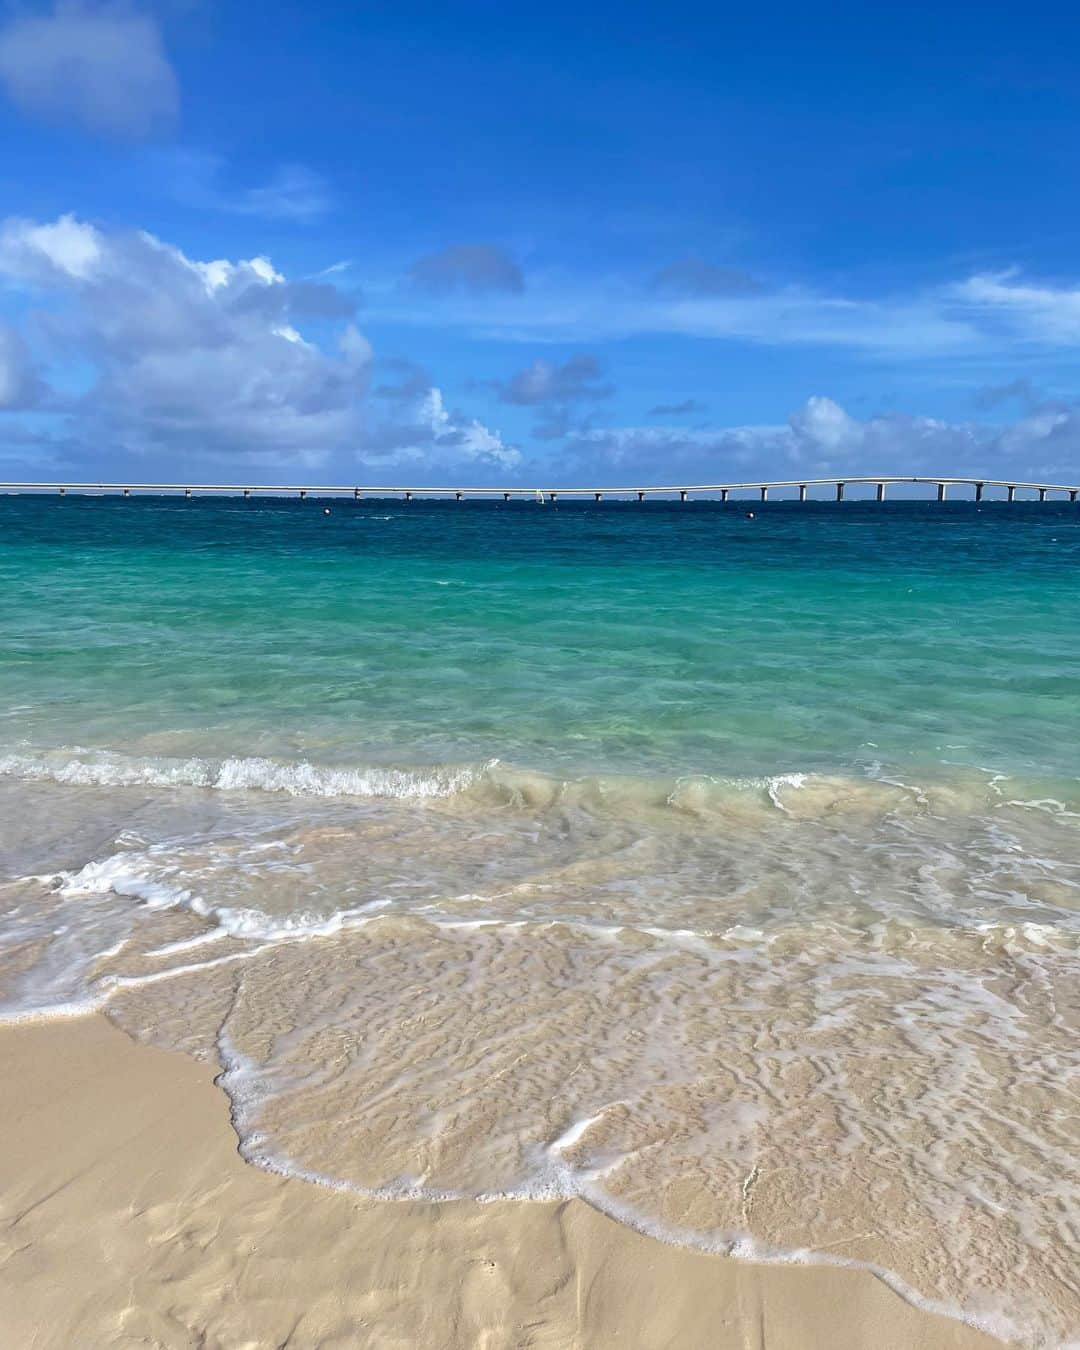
xmin=2 ymin=475 xmax=1078 ymax=502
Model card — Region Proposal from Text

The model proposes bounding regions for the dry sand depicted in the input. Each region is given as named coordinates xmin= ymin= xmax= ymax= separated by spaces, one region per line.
xmin=0 ymin=1015 xmax=1003 ymax=1349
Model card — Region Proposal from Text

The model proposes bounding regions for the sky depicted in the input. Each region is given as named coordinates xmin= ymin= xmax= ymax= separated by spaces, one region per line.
xmin=1 ymin=1 xmax=1080 ymax=486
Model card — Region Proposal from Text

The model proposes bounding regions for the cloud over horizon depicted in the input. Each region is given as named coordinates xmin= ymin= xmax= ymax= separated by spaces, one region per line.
xmin=0 ymin=214 xmax=518 ymax=477
xmin=552 ymin=395 xmax=1080 ymax=487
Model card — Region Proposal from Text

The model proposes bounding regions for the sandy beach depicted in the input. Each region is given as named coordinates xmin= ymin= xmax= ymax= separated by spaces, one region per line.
xmin=0 ymin=1015 xmax=1003 ymax=1350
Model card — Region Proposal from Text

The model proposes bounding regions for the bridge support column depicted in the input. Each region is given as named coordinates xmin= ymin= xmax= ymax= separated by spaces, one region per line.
xmin=123 ymin=488 xmax=130 ymax=497
xmin=185 ymin=489 xmax=192 ymax=498
xmin=354 ymin=488 xmax=362 ymax=500
xmin=405 ymin=492 xmax=412 ymax=501
xmin=455 ymin=491 xmax=463 ymax=502
xmin=637 ymin=491 xmax=644 ymax=502
xmin=596 ymin=492 xmax=603 ymax=502
xmin=836 ymin=482 xmax=845 ymax=502
xmin=680 ymin=490 xmax=687 ymax=502
xmin=1071 ymin=490 xmax=1078 ymax=503
xmin=504 ymin=492 xmax=511 ymax=502
xmin=1039 ymin=487 xmax=1047 ymax=502
xmin=243 ymin=489 xmax=251 ymax=498
xmin=876 ymin=482 xmax=886 ymax=502
xmin=937 ymin=483 xmax=947 ymax=501
xmin=721 ymin=489 xmax=729 ymax=503
xmin=760 ymin=486 xmax=768 ymax=502
xmin=59 ymin=487 xmax=65 ymax=496
xmin=299 ymin=490 xmax=307 ymax=500
xmin=975 ymin=482 xmax=984 ymax=502
xmin=1007 ymin=485 xmax=1016 ymax=503
xmin=799 ymin=484 xmax=807 ymax=502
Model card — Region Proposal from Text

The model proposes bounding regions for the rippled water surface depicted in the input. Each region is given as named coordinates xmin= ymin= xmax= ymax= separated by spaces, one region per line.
xmin=1 ymin=496 xmax=1078 ymax=1345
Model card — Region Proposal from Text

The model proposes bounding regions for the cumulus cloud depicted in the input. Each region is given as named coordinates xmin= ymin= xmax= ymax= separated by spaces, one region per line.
xmin=551 ymin=394 xmax=1076 ymax=486
xmin=0 ymin=4 xmax=178 ymax=139
xmin=490 ymin=352 xmax=612 ymax=405
xmin=409 ymin=243 xmax=524 ymax=295
xmin=0 ymin=325 xmax=45 ymax=409
xmin=652 ymin=257 xmax=762 ymax=298
xmin=0 ymin=214 xmax=516 ymax=476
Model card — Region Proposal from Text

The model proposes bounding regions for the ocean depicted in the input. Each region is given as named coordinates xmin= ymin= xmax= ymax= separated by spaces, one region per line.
xmin=1 ymin=495 xmax=1077 ymax=1345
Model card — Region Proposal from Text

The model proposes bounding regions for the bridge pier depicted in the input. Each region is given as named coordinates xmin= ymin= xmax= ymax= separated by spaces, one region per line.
xmin=595 ymin=492 xmax=603 ymax=502
xmin=354 ymin=488 xmax=362 ymax=500
xmin=1039 ymin=487 xmax=1048 ymax=502
xmin=938 ymin=483 xmax=947 ymax=501
xmin=504 ymin=492 xmax=511 ymax=502
xmin=637 ymin=491 xmax=644 ymax=502
xmin=1007 ymin=485 xmax=1016 ymax=503
xmin=760 ymin=486 xmax=768 ymax=502
xmin=836 ymin=482 xmax=845 ymax=502
xmin=799 ymin=484 xmax=807 ymax=502
xmin=1072 ymin=490 xmax=1078 ymax=503
xmin=975 ymin=482 xmax=984 ymax=502
xmin=405 ymin=492 xmax=412 ymax=501
xmin=876 ymin=482 xmax=886 ymax=502
xmin=680 ymin=490 xmax=687 ymax=502
xmin=721 ymin=489 xmax=729 ymax=503
xmin=456 ymin=491 xmax=463 ymax=502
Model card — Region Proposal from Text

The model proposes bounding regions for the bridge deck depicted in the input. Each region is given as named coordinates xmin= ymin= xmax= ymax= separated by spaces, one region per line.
xmin=1 ymin=476 xmax=1078 ymax=499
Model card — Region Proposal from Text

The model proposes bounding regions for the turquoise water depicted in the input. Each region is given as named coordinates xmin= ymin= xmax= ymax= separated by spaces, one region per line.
xmin=2 ymin=495 xmax=1079 ymax=1346
xmin=2 ymin=495 xmax=1079 ymax=786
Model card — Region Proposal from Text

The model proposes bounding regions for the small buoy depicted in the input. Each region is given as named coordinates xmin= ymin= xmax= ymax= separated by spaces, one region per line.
xmin=323 ymin=507 xmax=331 ymax=516
xmin=745 ymin=511 xmax=755 ymax=520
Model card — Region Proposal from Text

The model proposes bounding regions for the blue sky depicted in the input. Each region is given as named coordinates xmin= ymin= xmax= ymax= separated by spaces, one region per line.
xmin=1 ymin=1 xmax=1080 ymax=485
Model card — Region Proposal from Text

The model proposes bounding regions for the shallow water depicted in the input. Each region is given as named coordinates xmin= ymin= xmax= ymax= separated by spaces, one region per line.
xmin=1 ymin=497 xmax=1078 ymax=1345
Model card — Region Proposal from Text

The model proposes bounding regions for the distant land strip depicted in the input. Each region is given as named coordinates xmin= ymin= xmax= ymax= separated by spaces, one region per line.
xmin=2 ymin=476 xmax=1078 ymax=502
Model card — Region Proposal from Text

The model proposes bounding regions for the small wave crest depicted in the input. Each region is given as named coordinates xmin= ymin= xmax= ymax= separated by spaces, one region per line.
xmin=0 ymin=744 xmax=1022 ymax=821
xmin=0 ymin=749 xmax=485 ymax=801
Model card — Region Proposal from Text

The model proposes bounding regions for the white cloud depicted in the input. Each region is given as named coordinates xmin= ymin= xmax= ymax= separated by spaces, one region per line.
xmin=551 ymin=396 xmax=1071 ymax=485
xmin=369 ymin=271 xmax=982 ymax=356
xmin=788 ymin=395 xmax=863 ymax=454
xmin=0 ymin=215 xmax=516 ymax=477
xmin=0 ymin=213 xmax=104 ymax=282
xmin=153 ymin=151 xmax=332 ymax=224
xmin=951 ymin=271 xmax=1080 ymax=344
xmin=0 ymin=5 xmax=178 ymax=139
xmin=372 ymin=259 xmax=1080 ymax=360
xmin=0 ymin=325 xmax=43 ymax=408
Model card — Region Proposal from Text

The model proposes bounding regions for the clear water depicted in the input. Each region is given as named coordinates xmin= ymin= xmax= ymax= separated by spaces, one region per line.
xmin=1 ymin=496 xmax=1078 ymax=1345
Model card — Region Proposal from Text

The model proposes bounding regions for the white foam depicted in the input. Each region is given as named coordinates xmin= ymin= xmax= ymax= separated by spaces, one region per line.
xmin=212 ymin=1031 xmax=1032 ymax=1348
xmin=0 ymin=749 xmax=486 ymax=802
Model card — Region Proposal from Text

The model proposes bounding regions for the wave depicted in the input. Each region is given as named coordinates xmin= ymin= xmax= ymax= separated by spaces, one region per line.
xmin=2 ymin=744 xmax=1060 ymax=821
xmin=0 ymin=749 xmax=485 ymax=801
xmin=213 ymin=1033 xmax=1029 ymax=1349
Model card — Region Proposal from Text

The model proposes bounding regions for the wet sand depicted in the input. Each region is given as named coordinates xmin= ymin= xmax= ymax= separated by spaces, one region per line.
xmin=0 ymin=1016 xmax=1002 ymax=1349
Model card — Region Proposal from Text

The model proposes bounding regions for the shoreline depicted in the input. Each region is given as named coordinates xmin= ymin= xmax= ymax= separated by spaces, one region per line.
xmin=0 ymin=1014 xmax=1004 ymax=1349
